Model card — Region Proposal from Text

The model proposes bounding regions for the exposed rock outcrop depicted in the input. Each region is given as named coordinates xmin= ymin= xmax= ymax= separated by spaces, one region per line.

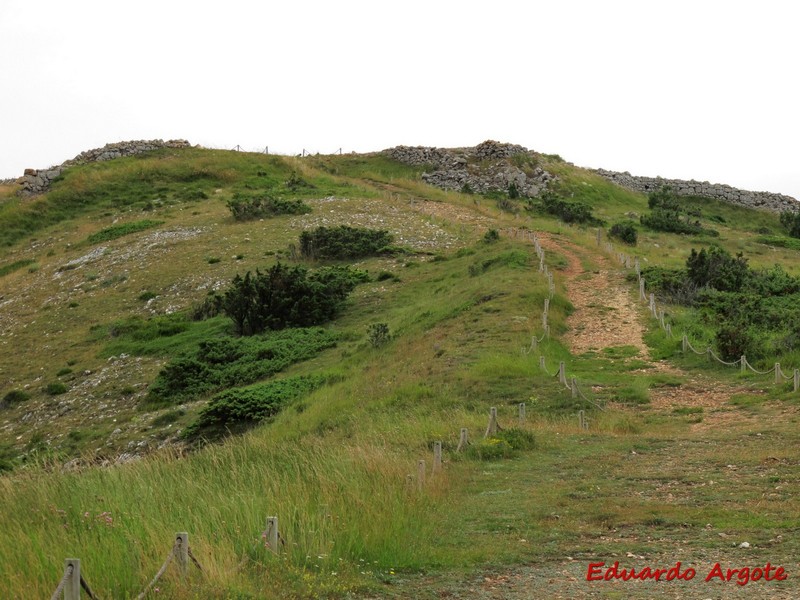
xmin=17 ymin=139 xmax=191 ymax=196
xmin=595 ymin=168 xmax=799 ymax=213
xmin=385 ymin=140 xmax=554 ymax=198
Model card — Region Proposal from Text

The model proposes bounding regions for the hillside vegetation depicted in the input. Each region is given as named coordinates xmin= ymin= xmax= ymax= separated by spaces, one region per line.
xmin=1 ymin=144 xmax=799 ymax=598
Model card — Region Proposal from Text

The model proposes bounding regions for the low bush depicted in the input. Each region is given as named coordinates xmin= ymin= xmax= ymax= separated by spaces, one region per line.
xmin=46 ymin=382 xmax=67 ymax=396
xmin=223 ymin=263 xmax=367 ymax=335
xmin=85 ymin=220 xmax=163 ymax=244
xmin=299 ymin=226 xmax=393 ymax=260
xmin=1 ymin=390 xmax=30 ymax=409
xmin=182 ymin=375 xmax=325 ymax=441
xmin=227 ymin=193 xmax=311 ymax=220
xmin=538 ymin=192 xmax=598 ymax=224
xmin=609 ymin=222 xmax=638 ymax=245
xmin=144 ymin=328 xmax=337 ymax=406
xmin=780 ymin=210 xmax=800 ymax=238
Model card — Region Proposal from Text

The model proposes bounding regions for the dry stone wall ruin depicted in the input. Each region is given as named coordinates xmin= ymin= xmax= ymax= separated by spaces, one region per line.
xmin=595 ymin=168 xmax=798 ymax=213
xmin=385 ymin=140 xmax=554 ymax=198
xmin=15 ymin=139 xmax=191 ymax=196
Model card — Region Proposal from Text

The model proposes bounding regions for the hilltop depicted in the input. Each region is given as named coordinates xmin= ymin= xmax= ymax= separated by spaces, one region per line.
xmin=1 ymin=140 xmax=799 ymax=598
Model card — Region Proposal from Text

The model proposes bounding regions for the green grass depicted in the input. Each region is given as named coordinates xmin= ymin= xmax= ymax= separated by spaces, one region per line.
xmin=0 ymin=258 xmax=36 ymax=277
xmin=84 ymin=219 xmax=164 ymax=244
xmin=2 ymin=145 xmax=800 ymax=598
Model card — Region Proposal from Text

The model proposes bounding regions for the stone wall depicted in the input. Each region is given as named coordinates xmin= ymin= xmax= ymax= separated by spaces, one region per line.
xmin=595 ymin=168 xmax=799 ymax=213
xmin=385 ymin=140 xmax=553 ymax=198
xmin=16 ymin=139 xmax=191 ymax=196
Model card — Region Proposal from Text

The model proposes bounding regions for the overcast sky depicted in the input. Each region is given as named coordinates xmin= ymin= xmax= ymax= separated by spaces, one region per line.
xmin=1 ymin=1 xmax=798 ymax=199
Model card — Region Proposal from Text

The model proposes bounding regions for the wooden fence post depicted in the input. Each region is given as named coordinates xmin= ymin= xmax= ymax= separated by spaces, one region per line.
xmin=433 ymin=441 xmax=442 ymax=473
xmin=682 ymin=334 xmax=688 ymax=353
xmin=544 ymin=298 xmax=550 ymax=314
xmin=794 ymin=369 xmax=799 ymax=393
xmin=176 ymin=532 xmax=189 ymax=577
xmin=578 ymin=410 xmax=585 ymax=431
xmin=558 ymin=361 xmax=566 ymax=385
xmin=457 ymin=428 xmax=468 ymax=452
xmin=65 ymin=559 xmax=80 ymax=600
xmin=639 ymin=279 xmax=646 ymax=301
xmin=265 ymin=518 xmax=279 ymax=554
xmin=596 ymin=228 xmax=601 ymax=245
xmin=417 ymin=460 xmax=426 ymax=490
xmin=485 ymin=407 xmax=498 ymax=437
xmin=775 ymin=363 xmax=781 ymax=385
xmin=665 ymin=323 xmax=672 ymax=338
xmin=518 ymin=402 xmax=526 ymax=423
xmin=571 ymin=377 xmax=578 ymax=399
xmin=741 ymin=356 xmax=747 ymax=374
xmin=539 ymin=356 xmax=546 ymax=370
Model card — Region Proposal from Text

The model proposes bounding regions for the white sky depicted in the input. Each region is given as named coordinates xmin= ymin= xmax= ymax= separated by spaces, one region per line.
xmin=1 ymin=1 xmax=798 ymax=199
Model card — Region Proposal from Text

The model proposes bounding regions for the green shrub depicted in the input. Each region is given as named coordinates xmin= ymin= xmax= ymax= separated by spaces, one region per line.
xmin=84 ymin=220 xmax=163 ymax=244
xmin=686 ymin=246 xmax=749 ymax=292
xmin=780 ymin=210 xmax=800 ymax=238
xmin=227 ymin=193 xmax=311 ymax=220
xmin=609 ymin=222 xmax=638 ymax=245
xmin=483 ymin=229 xmax=500 ymax=243
xmin=466 ymin=437 xmax=514 ymax=460
xmin=138 ymin=291 xmax=157 ymax=302
xmin=496 ymin=427 xmax=536 ymax=450
xmin=299 ymin=226 xmax=393 ymax=260
xmin=716 ymin=323 xmax=764 ymax=361
xmin=367 ymin=323 xmax=390 ymax=347
xmin=46 ymin=382 xmax=67 ymax=395
xmin=56 ymin=368 xmax=72 ymax=377
xmin=183 ymin=375 xmax=325 ymax=440
xmin=641 ymin=186 xmax=717 ymax=236
xmin=223 ymin=263 xmax=367 ymax=335
xmin=537 ymin=191 xmax=598 ymax=225
xmin=144 ymin=328 xmax=337 ymax=406
xmin=1 ymin=390 xmax=30 ymax=408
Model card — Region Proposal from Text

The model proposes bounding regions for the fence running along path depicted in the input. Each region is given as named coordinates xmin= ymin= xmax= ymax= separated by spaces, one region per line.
xmin=599 ymin=228 xmax=800 ymax=393
xmin=50 ymin=533 xmax=203 ymax=600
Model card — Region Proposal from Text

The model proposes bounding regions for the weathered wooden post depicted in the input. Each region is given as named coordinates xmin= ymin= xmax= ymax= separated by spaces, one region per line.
xmin=639 ymin=279 xmax=646 ymax=301
xmin=682 ymin=334 xmax=688 ymax=353
xmin=775 ymin=363 xmax=781 ymax=385
xmin=64 ymin=559 xmax=80 ymax=600
xmin=176 ymin=532 xmax=189 ymax=576
xmin=578 ymin=410 xmax=585 ymax=430
xmin=659 ymin=309 xmax=665 ymax=329
xmin=457 ymin=428 xmax=468 ymax=452
xmin=741 ymin=356 xmax=747 ymax=374
xmin=539 ymin=356 xmax=546 ymax=370
xmin=530 ymin=336 xmax=537 ymax=352
xmin=634 ymin=257 xmax=640 ymax=275
xmin=544 ymin=298 xmax=550 ymax=315
xmin=571 ymin=377 xmax=578 ymax=399
xmin=665 ymin=323 xmax=672 ymax=338
xmin=485 ymin=407 xmax=498 ymax=437
xmin=265 ymin=518 xmax=279 ymax=554
xmin=596 ymin=228 xmax=601 ymax=245
xmin=794 ymin=369 xmax=799 ymax=393
xmin=544 ymin=323 xmax=550 ymax=339
xmin=518 ymin=402 xmax=526 ymax=423
xmin=433 ymin=441 xmax=442 ymax=473
xmin=558 ymin=361 xmax=566 ymax=385
xmin=417 ymin=460 xmax=426 ymax=490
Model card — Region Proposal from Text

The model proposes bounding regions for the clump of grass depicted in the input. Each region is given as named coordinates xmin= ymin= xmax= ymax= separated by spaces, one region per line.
xmin=84 ymin=220 xmax=163 ymax=245
xmin=0 ymin=259 xmax=36 ymax=277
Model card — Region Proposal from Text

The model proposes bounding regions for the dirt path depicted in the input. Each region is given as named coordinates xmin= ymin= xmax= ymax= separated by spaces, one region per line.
xmin=367 ymin=233 xmax=800 ymax=599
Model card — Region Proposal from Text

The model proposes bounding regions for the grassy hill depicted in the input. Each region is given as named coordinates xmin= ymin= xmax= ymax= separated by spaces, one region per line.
xmin=1 ymin=144 xmax=799 ymax=598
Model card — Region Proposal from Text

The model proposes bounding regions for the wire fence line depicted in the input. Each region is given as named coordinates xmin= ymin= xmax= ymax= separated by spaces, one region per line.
xmin=50 ymin=533 xmax=203 ymax=600
xmin=598 ymin=228 xmax=799 ymax=393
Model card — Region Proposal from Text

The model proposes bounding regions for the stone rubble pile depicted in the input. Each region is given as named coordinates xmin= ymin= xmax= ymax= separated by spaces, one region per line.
xmin=595 ymin=168 xmax=799 ymax=213
xmin=16 ymin=139 xmax=192 ymax=196
xmin=385 ymin=140 xmax=554 ymax=198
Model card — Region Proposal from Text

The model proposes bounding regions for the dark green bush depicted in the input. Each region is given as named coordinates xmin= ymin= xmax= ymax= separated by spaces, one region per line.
xmin=46 ymin=382 xmax=67 ymax=396
xmin=780 ymin=210 xmax=800 ymax=238
xmin=227 ymin=193 xmax=311 ymax=220
xmin=299 ymin=226 xmax=393 ymax=260
xmin=182 ymin=375 xmax=325 ymax=440
xmin=641 ymin=186 xmax=717 ymax=236
xmin=537 ymin=191 xmax=598 ymax=225
xmin=144 ymin=328 xmax=337 ymax=406
xmin=686 ymin=246 xmax=749 ymax=292
xmin=483 ymin=229 xmax=500 ymax=243
xmin=1 ymin=390 xmax=30 ymax=408
xmin=367 ymin=323 xmax=390 ymax=347
xmin=609 ymin=222 xmax=638 ymax=245
xmin=223 ymin=263 xmax=367 ymax=335
xmin=716 ymin=323 xmax=764 ymax=361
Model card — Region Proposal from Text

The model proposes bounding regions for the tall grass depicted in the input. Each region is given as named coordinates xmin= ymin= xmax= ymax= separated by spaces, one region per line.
xmin=0 ymin=435 xmax=443 ymax=598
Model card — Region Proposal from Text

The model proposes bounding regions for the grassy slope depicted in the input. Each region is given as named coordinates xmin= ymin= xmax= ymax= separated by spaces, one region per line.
xmin=1 ymin=148 xmax=799 ymax=598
